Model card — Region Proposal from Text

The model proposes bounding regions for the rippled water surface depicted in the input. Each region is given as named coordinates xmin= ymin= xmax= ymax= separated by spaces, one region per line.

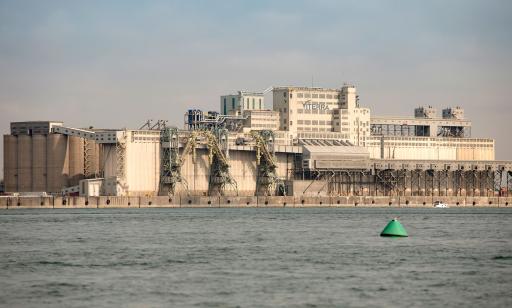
xmin=1 ymin=208 xmax=512 ymax=307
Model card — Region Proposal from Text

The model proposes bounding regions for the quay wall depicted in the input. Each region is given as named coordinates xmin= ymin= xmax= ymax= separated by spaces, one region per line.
xmin=2 ymin=196 xmax=511 ymax=209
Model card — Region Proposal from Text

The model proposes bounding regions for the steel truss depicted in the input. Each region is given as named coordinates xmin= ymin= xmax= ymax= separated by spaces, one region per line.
xmin=252 ymin=130 xmax=281 ymax=196
xmin=115 ymin=130 xmax=128 ymax=193
xmin=298 ymin=168 xmax=499 ymax=197
xmin=207 ymin=128 xmax=238 ymax=196
xmin=160 ymin=127 xmax=188 ymax=197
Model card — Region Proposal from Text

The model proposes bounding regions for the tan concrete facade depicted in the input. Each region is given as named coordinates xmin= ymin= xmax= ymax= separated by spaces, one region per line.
xmin=272 ymin=85 xmax=370 ymax=145
xmin=242 ymin=110 xmax=280 ymax=131
xmin=366 ymin=136 xmax=495 ymax=160
xmin=3 ymin=134 xmax=100 ymax=193
xmin=2 ymin=195 xmax=511 ymax=209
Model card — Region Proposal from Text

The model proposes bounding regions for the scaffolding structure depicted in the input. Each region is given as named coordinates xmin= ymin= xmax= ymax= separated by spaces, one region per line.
xmin=115 ymin=130 xmax=127 ymax=193
xmin=160 ymin=127 xmax=186 ymax=196
xmin=83 ymin=138 xmax=94 ymax=178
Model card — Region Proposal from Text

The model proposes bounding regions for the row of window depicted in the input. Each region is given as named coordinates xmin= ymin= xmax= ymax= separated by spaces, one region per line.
xmin=296 ymin=93 xmax=341 ymax=99
xmin=250 ymin=124 xmax=278 ymax=128
xmin=367 ymin=142 xmax=493 ymax=148
xmin=223 ymin=97 xmax=263 ymax=110
xmin=297 ymin=132 xmax=350 ymax=139
xmin=297 ymin=120 xmax=333 ymax=125
xmin=132 ymin=137 xmax=160 ymax=142
xmin=297 ymin=127 xmax=335 ymax=132
xmin=370 ymin=137 xmax=493 ymax=142
xmin=297 ymin=109 xmax=333 ymax=114
xmin=297 ymin=101 xmax=340 ymax=106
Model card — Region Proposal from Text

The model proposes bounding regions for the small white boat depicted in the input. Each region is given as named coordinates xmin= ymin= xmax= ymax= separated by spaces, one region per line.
xmin=434 ymin=201 xmax=449 ymax=208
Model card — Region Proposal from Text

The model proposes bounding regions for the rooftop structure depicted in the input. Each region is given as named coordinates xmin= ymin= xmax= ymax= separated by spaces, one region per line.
xmin=371 ymin=107 xmax=471 ymax=138
xmin=10 ymin=121 xmax=63 ymax=136
xmin=220 ymin=91 xmax=265 ymax=115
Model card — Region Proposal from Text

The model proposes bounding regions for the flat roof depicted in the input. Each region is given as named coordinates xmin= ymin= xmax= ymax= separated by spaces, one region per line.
xmin=371 ymin=116 xmax=470 ymax=123
xmin=11 ymin=121 xmax=63 ymax=124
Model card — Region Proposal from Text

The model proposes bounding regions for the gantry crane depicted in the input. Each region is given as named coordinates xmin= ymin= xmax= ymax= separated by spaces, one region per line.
xmin=160 ymin=128 xmax=238 ymax=197
xmin=251 ymin=130 xmax=283 ymax=196
xmin=204 ymin=128 xmax=238 ymax=196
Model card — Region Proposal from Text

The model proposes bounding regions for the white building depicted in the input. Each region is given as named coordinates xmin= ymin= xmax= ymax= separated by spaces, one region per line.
xmin=242 ymin=110 xmax=280 ymax=131
xmin=272 ymin=85 xmax=370 ymax=146
xmin=220 ymin=91 xmax=265 ymax=115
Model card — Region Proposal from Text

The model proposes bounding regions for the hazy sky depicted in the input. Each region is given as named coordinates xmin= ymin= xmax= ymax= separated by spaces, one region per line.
xmin=1 ymin=0 xmax=511 ymax=176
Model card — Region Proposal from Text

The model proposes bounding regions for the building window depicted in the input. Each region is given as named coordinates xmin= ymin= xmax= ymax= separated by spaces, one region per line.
xmin=252 ymin=98 xmax=255 ymax=109
xmin=289 ymin=121 xmax=293 ymax=126
xmin=224 ymin=101 xmax=227 ymax=114
xmin=297 ymin=93 xmax=303 ymax=98
xmin=231 ymin=97 xmax=235 ymax=109
xmin=259 ymin=98 xmax=262 ymax=109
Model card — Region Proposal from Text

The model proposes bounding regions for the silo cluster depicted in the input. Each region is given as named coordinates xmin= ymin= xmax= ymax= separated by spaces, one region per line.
xmin=3 ymin=122 xmax=101 ymax=193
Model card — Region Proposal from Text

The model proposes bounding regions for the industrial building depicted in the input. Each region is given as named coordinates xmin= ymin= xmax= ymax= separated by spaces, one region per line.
xmin=220 ymin=91 xmax=265 ymax=115
xmin=3 ymin=84 xmax=512 ymax=199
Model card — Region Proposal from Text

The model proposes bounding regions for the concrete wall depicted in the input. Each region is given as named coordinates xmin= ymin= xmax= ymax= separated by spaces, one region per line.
xmin=176 ymin=148 xmax=295 ymax=197
xmin=367 ymin=138 xmax=495 ymax=161
xmin=125 ymin=136 xmax=160 ymax=195
xmin=2 ymin=195 xmax=511 ymax=209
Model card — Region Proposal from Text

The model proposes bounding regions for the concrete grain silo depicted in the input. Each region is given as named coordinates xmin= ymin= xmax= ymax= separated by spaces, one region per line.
xmin=68 ymin=136 xmax=84 ymax=186
xmin=32 ymin=134 xmax=48 ymax=191
xmin=47 ymin=134 xmax=69 ymax=192
xmin=17 ymin=135 xmax=32 ymax=191
xmin=3 ymin=135 xmax=18 ymax=192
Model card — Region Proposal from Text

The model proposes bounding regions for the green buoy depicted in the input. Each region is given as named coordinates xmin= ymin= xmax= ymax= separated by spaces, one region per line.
xmin=380 ymin=218 xmax=408 ymax=237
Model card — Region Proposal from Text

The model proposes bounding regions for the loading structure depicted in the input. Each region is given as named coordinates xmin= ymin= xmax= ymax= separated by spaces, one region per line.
xmin=160 ymin=127 xmax=188 ymax=197
xmin=251 ymin=130 xmax=283 ymax=196
xmin=159 ymin=128 xmax=238 ymax=196
xmin=295 ymin=152 xmax=512 ymax=197
xmin=205 ymin=128 xmax=238 ymax=196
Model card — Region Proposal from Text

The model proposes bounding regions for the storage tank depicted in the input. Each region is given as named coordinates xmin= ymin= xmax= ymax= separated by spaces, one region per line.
xmin=17 ymin=135 xmax=32 ymax=191
xmin=32 ymin=135 xmax=47 ymax=192
xmin=3 ymin=135 xmax=18 ymax=192
xmin=47 ymin=134 xmax=69 ymax=192
xmin=69 ymin=136 xmax=84 ymax=186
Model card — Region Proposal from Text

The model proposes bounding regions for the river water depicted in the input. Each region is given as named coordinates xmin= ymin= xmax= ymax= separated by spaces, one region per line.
xmin=1 ymin=208 xmax=511 ymax=307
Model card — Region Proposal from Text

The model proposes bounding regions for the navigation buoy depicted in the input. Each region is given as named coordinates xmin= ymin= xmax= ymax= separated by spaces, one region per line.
xmin=380 ymin=218 xmax=408 ymax=237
